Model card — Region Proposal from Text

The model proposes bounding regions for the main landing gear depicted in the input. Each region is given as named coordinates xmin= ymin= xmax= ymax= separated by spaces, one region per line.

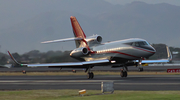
xmin=120 ymin=70 xmax=127 ymax=77
xmin=87 ymin=72 xmax=94 ymax=79
xmin=85 ymin=67 xmax=94 ymax=79
xmin=120 ymin=65 xmax=128 ymax=77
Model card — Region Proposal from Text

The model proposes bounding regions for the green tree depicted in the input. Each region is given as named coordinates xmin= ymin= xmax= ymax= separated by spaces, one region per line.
xmin=0 ymin=56 xmax=7 ymax=65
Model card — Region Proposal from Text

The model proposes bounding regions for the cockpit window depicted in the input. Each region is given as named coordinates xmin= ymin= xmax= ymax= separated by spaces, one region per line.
xmin=126 ymin=41 xmax=149 ymax=47
xmin=132 ymin=42 xmax=139 ymax=46
xmin=125 ymin=41 xmax=154 ymax=51
xmin=139 ymin=41 xmax=148 ymax=45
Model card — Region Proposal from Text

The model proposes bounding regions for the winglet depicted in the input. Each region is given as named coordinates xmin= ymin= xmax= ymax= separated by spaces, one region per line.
xmin=7 ymin=51 xmax=27 ymax=67
xmin=137 ymin=46 xmax=173 ymax=64
xmin=166 ymin=46 xmax=172 ymax=62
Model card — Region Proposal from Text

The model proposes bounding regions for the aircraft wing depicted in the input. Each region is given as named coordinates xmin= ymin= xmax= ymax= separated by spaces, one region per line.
xmin=0 ymin=64 xmax=12 ymax=68
xmin=41 ymin=37 xmax=83 ymax=44
xmin=136 ymin=46 xmax=172 ymax=64
xmin=8 ymin=51 xmax=109 ymax=68
xmin=140 ymin=59 xmax=171 ymax=63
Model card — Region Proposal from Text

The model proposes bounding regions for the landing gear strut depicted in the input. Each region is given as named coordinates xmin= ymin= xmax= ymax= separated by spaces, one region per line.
xmin=120 ymin=70 xmax=127 ymax=77
xmin=120 ymin=65 xmax=128 ymax=77
xmin=138 ymin=58 xmax=144 ymax=72
xmin=85 ymin=67 xmax=94 ymax=79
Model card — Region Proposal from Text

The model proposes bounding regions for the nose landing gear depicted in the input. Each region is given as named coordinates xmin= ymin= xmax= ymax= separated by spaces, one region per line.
xmin=138 ymin=68 xmax=143 ymax=72
xmin=138 ymin=59 xmax=144 ymax=72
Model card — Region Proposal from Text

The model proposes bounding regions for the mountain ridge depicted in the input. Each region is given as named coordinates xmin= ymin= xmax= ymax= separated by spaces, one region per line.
xmin=0 ymin=1 xmax=180 ymax=54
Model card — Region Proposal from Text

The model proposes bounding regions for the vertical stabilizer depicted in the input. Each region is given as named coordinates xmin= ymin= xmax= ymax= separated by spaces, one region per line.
xmin=70 ymin=16 xmax=86 ymax=48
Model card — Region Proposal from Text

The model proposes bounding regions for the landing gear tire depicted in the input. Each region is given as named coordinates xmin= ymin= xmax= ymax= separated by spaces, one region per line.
xmin=120 ymin=70 xmax=127 ymax=77
xmin=124 ymin=71 xmax=127 ymax=77
xmin=87 ymin=72 xmax=94 ymax=79
xmin=138 ymin=68 xmax=143 ymax=72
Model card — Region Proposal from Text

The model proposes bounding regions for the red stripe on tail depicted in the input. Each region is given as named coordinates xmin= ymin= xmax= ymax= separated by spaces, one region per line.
xmin=70 ymin=16 xmax=86 ymax=39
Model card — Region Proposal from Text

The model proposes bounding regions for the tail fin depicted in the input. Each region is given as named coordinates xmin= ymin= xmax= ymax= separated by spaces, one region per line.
xmin=70 ymin=16 xmax=86 ymax=48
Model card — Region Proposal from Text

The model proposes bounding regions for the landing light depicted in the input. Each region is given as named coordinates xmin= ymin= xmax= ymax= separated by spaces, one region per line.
xmin=111 ymin=61 xmax=116 ymax=63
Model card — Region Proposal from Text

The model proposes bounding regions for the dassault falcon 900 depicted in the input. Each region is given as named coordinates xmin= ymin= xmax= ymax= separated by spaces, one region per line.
xmin=8 ymin=16 xmax=172 ymax=79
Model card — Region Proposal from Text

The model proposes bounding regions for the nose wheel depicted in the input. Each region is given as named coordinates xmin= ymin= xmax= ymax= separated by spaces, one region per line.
xmin=87 ymin=72 xmax=94 ymax=79
xmin=138 ymin=58 xmax=144 ymax=72
xmin=138 ymin=68 xmax=143 ymax=72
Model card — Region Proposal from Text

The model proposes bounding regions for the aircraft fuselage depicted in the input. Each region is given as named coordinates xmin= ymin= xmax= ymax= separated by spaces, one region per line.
xmin=83 ymin=38 xmax=156 ymax=63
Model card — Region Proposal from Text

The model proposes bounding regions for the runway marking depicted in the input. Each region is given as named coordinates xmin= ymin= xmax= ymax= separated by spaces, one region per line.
xmin=0 ymin=80 xmax=118 ymax=83
xmin=0 ymin=83 xmax=179 ymax=85
xmin=115 ymin=83 xmax=180 ymax=85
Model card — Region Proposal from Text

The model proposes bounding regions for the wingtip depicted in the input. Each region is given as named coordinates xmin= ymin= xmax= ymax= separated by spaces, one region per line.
xmin=7 ymin=51 xmax=24 ymax=66
xmin=40 ymin=41 xmax=47 ymax=44
xmin=166 ymin=46 xmax=172 ymax=61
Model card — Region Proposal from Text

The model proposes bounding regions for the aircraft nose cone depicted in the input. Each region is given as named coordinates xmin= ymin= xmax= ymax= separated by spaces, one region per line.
xmin=151 ymin=46 xmax=156 ymax=53
xmin=142 ymin=45 xmax=156 ymax=53
xmin=148 ymin=46 xmax=156 ymax=57
xmin=144 ymin=45 xmax=156 ymax=56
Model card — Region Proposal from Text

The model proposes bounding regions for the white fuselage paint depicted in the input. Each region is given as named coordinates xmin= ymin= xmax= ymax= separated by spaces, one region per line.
xmin=83 ymin=38 xmax=155 ymax=61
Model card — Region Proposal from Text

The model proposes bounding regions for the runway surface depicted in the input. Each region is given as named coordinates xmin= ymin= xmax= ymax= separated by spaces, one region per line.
xmin=0 ymin=66 xmax=180 ymax=72
xmin=0 ymin=74 xmax=179 ymax=91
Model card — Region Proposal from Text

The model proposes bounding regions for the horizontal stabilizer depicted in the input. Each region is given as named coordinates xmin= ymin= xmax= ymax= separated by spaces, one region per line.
xmin=41 ymin=37 xmax=83 ymax=44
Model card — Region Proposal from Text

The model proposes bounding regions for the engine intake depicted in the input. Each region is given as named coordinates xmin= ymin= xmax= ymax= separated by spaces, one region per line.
xmin=96 ymin=36 xmax=102 ymax=43
xmin=70 ymin=47 xmax=89 ymax=57
xmin=86 ymin=35 xmax=102 ymax=45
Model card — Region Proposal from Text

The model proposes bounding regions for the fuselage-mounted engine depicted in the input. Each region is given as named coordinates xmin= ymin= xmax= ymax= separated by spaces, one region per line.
xmin=70 ymin=47 xmax=89 ymax=58
xmin=85 ymin=35 xmax=102 ymax=46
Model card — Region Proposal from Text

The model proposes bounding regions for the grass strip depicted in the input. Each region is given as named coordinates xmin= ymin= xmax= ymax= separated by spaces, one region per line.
xmin=0 ymin=90 xmax=180 ymax=100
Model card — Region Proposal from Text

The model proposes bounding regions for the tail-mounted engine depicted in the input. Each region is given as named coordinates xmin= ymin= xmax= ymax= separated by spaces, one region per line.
xmin=70 ymin=47 xmax=89 ymax=57
xmin=85 ymin=35 xmax=102 ymax=46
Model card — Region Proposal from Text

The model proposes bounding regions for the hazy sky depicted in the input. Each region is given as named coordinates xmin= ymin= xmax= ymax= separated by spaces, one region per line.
xmin=105 ymin=0 xmax=180 ymax=6
xmin=1 ymin=0 xmax=180 ymax=53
